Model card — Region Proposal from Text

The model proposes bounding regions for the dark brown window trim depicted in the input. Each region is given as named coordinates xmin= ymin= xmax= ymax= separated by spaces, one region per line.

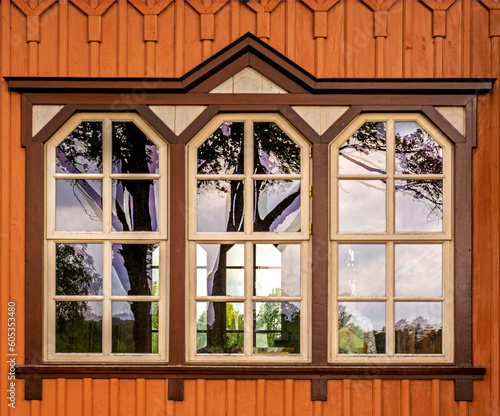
xmin=7 ymin=33 xmax=494 ymax=403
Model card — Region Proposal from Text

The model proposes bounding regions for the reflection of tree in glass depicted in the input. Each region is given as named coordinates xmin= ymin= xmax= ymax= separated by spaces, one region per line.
xmin=197 ymin=122 xmax=302 ymax=352
xmin=395 ymin=316 xmax=442 ymax=354
xmin=56 ymin=122 xmax=157 ymax=353
xmin=340 ymin=122 xmax=443 ymax=220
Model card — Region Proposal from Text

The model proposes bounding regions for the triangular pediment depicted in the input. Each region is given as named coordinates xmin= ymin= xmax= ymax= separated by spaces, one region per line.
xmin=210 ymin=67 xmax=288 ymax=94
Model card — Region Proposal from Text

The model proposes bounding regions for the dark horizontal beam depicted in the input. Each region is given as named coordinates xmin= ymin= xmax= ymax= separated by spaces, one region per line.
xmin=6 ymin=77 xmax=495 ymax=95
xmin=16 ymin=365 xmax=485 ymax=380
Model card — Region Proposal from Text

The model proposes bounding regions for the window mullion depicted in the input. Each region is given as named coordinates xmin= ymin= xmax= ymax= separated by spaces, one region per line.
xmin=386 ymin=241 xmax=395 ymax=356
xmin=102 ymin=118 xmax=112 ymax=235
xmin=244 ymin=120 xmax=253 ymax=235
xmin=386 ymin=119 xmax=395 ymax=235
xmin=102 ymin=240 xmax=112 ymax=355
xmin=244 ymin=241 xmax=253 ymax=356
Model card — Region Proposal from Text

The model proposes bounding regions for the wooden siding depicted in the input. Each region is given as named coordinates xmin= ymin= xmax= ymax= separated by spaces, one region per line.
xmin=0 ymin=1 xmax=499 ymax=415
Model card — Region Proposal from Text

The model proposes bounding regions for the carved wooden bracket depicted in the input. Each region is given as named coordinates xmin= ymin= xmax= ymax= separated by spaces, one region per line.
xmin=130 ymin=0 xmax=173 ymax=42
xmin=301 ymin=0 xmax=339 ymax=39
xmin=70 ymin=0 xmax=115 ymax=43
xmin=245 ymin=0 xmax=281 ymax=40
xmin=186 ymin=0 xmax=228 ymax=41
xmin=420 ymin=0 xmax=455 ymax=38
xmin=12 ymin=0 xmax=57 ymax=42
xmin=362 ymin=0 xmax=398 ymax=38
xmin=481 ymin=0 xmax=500 ymax=37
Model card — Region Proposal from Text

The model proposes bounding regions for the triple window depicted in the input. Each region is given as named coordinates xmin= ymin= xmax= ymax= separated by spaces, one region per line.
xmin=45 ymin=112 xmax=452 ymax=364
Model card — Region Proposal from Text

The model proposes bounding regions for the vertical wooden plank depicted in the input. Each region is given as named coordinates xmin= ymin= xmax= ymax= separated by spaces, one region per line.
xmin=227 ymin=379 xmax=236 ymax=416
xmin=93 ymin=380 xmax=110 ymax=416
xmin=268 ymin=2 xmax=286 ymax=56
xmin=403 ymin=0 xmax=413 ymax=77
xmin=174 ymin=0 xmax=185 ymax=77
xmin=136 ymin=379 xmax=145 ymax=416
xmin=184 ymin=4 xmax=202 ymax=73
xmin=66 ymin=380 xmax=83 ymax=416
xmin=173 ymin=379 xmax=196 ymax=416
xmin=230 ymin=0 xmax=240 ymax=41
xmin=68 ymin=2 xmax=90 ymax=76
xmin=294 ymin=380 xmax=313 ymax=416
xmin=206 ymin=380 xmax=226 ymax=416
xmin=266 ymin=380 xmax=284 ymax=416
xmin=458 ymin=401 xmax=468 ymax=416
xmin=344 ymin=0 xmax=354 ymax=77
xmin=342 ymin=379 xmax=351 ymax=416
xmin=373 ymin=379 xmax=382 ymax=416
xmin=83 ymin=379 xmax=92 ymax=416
xmin=431 ymin=379 xmax=441 ymax=416
xmin=236 ymin=380 xmax=256 ymax=416
xmin=381 ymin=380 xmax=401 ymax=416
xmin=326 ymin=1 xmax=344 ymax=78
xmin=109 ymin=379 xmax=118 ymax=416
xmin=386 ymin=0 xmax=403 ymax=77
xmin=40 ymin=380 xmax=57 ymax=416
xmin=28 ymin=38 xmax=38 ymax=76
xmin=10 ymin=381 xmax=31 ymax=416
xmin=412 ymin=1 xmax=434 ymax=77
xmin=196 ymin=379 xmax=206 ymax=416
xmin=10 ymin=5 xmax=29 ymax=76
xmin=471 ymin=1 xmax=490 ymax=78
xmin=57 ymin=379 xmax=67 ymax=416
xmin=117 ymin=0 xmax=127 ymax=77
xmin=100 ymin=3 xmax=118 ymax=77
xmin=127 ymin=3 xmax=145 ymax=77
xmin=323 ymin=380 xmax=342 ymax=415
xmin=239 ymin=2 xmax=256 ymax=38
xmin=38 ymin=4 xmax=58 ymax=76
xmin=31 ymin=399 xmax=40 ymax=416
xmin=443 ymin=1 xmax=462 ymax=77
xmin=286 ymin=0 xmax=296 ymax=60
xmin=440 ymin=381 xmax=459 ymax=416
xmin=145 ymin=380 xmax=165 ymax=416
xmin=213 ymin=3 xmax=231 ymax=56
xmin=119 ymin=379 xmax=136 ymax=416
xmin=461 ymin=0 xmax=471 ymax=77
xmin=401 ymin=380 xmax=410 ymax=416
xmin=294 ymin=1 xmax=314 ymax=76
xmin=156 ymin=4 xmax=175 ymax=77
xmin=257 ymin=380 xmax=266 ymax=416
xmin=410 ymin=381 xmax=432 ymax=416
xmin=284 ymin=380 xmax=294 ymax=416
xmin=58 ymin=0 xmax=68 ymax=76
xmin=351 ymin=381 xmax=373 ymax=415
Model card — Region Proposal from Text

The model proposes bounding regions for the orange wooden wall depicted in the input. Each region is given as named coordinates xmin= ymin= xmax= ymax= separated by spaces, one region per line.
xmin=1 ymin=0 xmax=499 ymax=415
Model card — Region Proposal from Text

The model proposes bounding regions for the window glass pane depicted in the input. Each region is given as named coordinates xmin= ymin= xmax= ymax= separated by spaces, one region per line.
xmin=338 ymin=244 xmax=385 ymax=297
xmin=254 ymin=122 xmax=301 ymax=174
xmin=254 ymin=301 xmax=300 ymax=354
xmin=395 ymin=302 xmax=442 ymax=354
xmin=254 ymin=244 xmax=301 ymax=297
xmin=56 ymin=301 xmax=102 ymax=353
xmin=196 ymin=302 xmax=244 ymax=354
xmin=254 ymin=180 xmax=301 ymax=232
xmin=395 ymin=244 xmax=442 ymax=297
xmin=338 ymin=302 xmax=386 ymax=354
xmin=338 ymin=180 xmax=386 ymax=232
xmin=112 ymin=122 xmax=159 ymax=174
xmin=112 ymin=244 xmax=159 ymax=296
xmin=56 ymin=122 xmax=102 ymax=174
xmin=112 ymin=179 xmax=159 ymax=232
xmin=197 ymin=180 xmax=244 ymax=232
xmin=198 ymin=122 xmax=244 ymax=175
xmin=112 ymin=301 xmax=159 ymax=353
xmin=395 ymin=122 xmax=443 ymax=174
xmin=56 ymin=243 xmax=103 ymax=296
xmin=56 ymin=179 xmax=103 ymax=231
xmin=339 ymin=122 xmax=386 ymax=175
xmin=196 ymin=244 xmax=244 ymax=297
xmin=395 ymin=179 xmax=442 ymax=232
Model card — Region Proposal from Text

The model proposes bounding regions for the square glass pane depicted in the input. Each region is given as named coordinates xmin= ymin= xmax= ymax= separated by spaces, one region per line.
xmin=395 ymin=122 xmax=443 ymax=174
xmin=254 ymin=244 xmax=300 ymax=297
xmin=254 ymin=122 xmax=300 ymax=174
xmin=197 ymin=180 xmax=244 ymax=232
xmin=112 ymin=122 xmax=159 ymax=174
xmin=338 ymin=180 xmax=386 ymax=232
xmin=395 ymin=244 xmax=442 ymax=297
xmin=56 ymin=301 xmax=102 ymax=353
xmin=196 ymin=302 xmax=244 ymax=354
xmin=196 ymin=244 xmax=244 ymax=297
xmin=395 ymin=180 xmax=442 ymax=232
xmin=112 ymin=244 xmax=159 ymax=296
xmin=112 ymin=179 xmax=159 ymax=232
xmin=339 ymin=122 xmax=386 ymax=175
xmin=254 ymin=180 xmax=301 ymax=232
xmin=56 ymin=179 xmax=103 ymax=231
xmin=56 ymin=122 xmax=102 ymax=174
xmin=56 ymin=243 xmax=103 ymax=296
xmin=197 ymin=122 xmax=244 ymax=175
xmin=338 ymin=302 xmax=386 ymax=354
xmin=338 ymin=244 xmax=385 ymax=297
xmin=395 ymin=302 xmax=442 ymax=354
xmin=112 ymin=301 xmax=159 ymax=353
xmin=253 ymin=301 xmax=300 ymax=354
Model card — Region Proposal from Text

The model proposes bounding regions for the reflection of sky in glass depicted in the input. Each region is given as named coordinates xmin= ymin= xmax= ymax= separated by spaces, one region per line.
xmin=56 ymin=179 xmax=103 ymax=231
xmin=339 ymin=122 xmax=386 ymax=175
xmin=255 ymin=180 xmax=301 ymax=232
xmin=395 ymin=122 xmax=443 ymax=175
xmin=338 ymin=245 xmax=385 ymax=297
xmin=395 ymin=180 xmax=442 ymax=232
xmin=196 ymin=244 xmax=244 ymax=297
xmin=338 ymin=302 xmax=385 ymax=354
xmin=56 ymin=122 xmax=102 ymax=174
xmin=112 ymin=122 xmax=159 ymax=174
xmin=112 ymin=244 xmax=158 ymax=296
xmin=338 ymin=180 xmax=386 ymax=232
xmin=254 ymin=123 xmax=300 ymax=175
xmin=112 ymin=180 xmax=158 ymax=232
xmin=395 ymin=245 xmax=442 ymax=297
xmin=197 ymin=122 xmax=244 ymax=175
xmin=254 ymin=244 xmax=300 ymax=297
xmin=56 ymin=243 xmax=103 ymax=296
xmin=197 ymin=180 xmax=244 ymax=232
xmin=395 ymin=302 xmax=442 ymax=329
